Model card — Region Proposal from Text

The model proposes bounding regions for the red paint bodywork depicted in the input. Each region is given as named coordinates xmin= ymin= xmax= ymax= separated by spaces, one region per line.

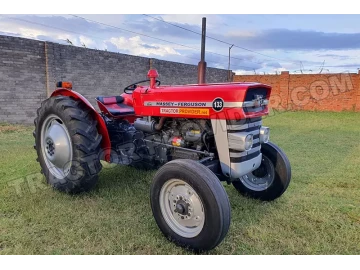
xmin=51 ymin=71 xmax=271 ymax=162
xmin=131 ymin=82 xmax=271 ymax=120
xmin=51 ymin=89 xmax=112 ymax=162
xmin=147 ymin=69 xmax=159 ymax=89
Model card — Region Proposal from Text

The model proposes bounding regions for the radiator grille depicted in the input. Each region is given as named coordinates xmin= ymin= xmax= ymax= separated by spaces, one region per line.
xmin=226 ymin=117 xmax=262 ymax=162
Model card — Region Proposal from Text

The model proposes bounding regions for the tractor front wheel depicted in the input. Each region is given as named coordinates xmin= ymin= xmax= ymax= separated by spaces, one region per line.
xmin=233 ymin=142 xmax=291 ymax=201
xmin=150 ymin=159 xmax=231 ymax=252
xmin=34 ymin=96 xmax=102 ymax=193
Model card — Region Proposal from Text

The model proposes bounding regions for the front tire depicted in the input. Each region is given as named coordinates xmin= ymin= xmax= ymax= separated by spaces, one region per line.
xmin=150 ymin=159 xmax=231 ymax=252
xmin=233 ymin=142 xmax=291 ymax=201
xmin=34 ymin=96 xmax=102 ymax=193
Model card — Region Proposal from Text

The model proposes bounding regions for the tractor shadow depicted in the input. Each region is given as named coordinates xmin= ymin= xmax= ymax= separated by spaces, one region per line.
xmin=91 ymin=164 xmax=287 ymax=254
xmin=95 ymin=163 xmax=154 ymax=194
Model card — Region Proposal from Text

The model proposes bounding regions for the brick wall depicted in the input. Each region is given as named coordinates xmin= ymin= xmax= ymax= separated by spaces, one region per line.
xmin=0 ymin=35 xmax=229 ymax=124
xmin=234 ymin=71 xmax=360 ymax=112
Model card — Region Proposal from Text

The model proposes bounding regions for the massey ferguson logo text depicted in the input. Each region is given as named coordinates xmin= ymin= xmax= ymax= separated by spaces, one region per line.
xmin=156 ymin=102 xmax=207 ymax=107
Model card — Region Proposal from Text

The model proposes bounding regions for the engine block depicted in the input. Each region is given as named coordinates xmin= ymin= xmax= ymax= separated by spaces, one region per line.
xmin=103 ymin=115 xmax=214 ymax=168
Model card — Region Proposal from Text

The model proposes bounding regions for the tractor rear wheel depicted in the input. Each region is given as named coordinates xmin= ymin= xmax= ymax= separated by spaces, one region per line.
xmin=33 ymin=96 xmax=102 ymax=193
xmin=150 ymin=159 xmax=231 ymax=252
xmin=232 ymin=142 xmax=291 ymax=201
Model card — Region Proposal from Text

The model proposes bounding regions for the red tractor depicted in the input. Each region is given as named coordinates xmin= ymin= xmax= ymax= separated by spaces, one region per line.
xmin=33 ymin=69 xmax=291 ymax=251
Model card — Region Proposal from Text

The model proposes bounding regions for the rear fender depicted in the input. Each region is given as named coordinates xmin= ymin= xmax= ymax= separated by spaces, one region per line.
xmin=51 ymin=89 xmax=111 ymax=162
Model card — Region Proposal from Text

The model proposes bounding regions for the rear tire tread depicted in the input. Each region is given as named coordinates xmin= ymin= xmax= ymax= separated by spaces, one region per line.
xmin=34 ymin=96 xmax=102 ymax=193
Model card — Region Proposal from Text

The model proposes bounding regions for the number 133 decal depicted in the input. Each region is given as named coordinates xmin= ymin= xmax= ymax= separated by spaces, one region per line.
xmin=212 ymin=97 xmax=224 ymax=112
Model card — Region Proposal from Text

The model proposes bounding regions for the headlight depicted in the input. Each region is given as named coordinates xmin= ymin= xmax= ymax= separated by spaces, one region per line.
xmin=244 ymin=134 xmax=253 ymax=151
xmin=228 ymin=132 xmax=254 ymax=151
xmin=260 ymin=126 xmax=270 ymax=143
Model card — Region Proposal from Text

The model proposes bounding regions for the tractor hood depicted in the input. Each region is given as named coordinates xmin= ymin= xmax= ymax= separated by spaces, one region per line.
xmin=132 ymin=82 xmax=272 ymax=120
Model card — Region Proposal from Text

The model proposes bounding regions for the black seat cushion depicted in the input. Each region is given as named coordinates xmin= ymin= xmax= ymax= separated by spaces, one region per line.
xmin=96 ymin=96 xmax=134 ymax=116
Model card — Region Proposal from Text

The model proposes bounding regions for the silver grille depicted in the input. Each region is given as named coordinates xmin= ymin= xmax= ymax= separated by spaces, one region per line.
xmin=226 ymin=117 xmax=262 ymax=160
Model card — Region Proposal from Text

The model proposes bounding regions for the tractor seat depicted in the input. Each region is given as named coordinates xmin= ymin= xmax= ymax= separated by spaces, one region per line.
xmin=96 ymin=96 xmax=134 ymax=116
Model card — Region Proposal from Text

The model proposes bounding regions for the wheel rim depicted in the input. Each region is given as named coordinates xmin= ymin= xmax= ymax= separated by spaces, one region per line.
xmin=40 ymin=114 xmax=72 ymax=179
xmin=159 ymin=179 xmax=205 ymax=238
xmin=240 ymin=155 xmax=275 ymax=191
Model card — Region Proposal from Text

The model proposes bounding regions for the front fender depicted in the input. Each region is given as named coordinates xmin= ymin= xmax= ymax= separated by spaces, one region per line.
xmin=51 ymin=89 xmax=111 ymax=162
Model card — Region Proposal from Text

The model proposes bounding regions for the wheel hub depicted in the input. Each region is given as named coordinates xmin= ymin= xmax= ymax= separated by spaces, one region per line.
xmin=240 ymin=155 xmax=275 ymax=191
xmin=46 ymin=139 xmax=55 ymax=156
xmin=174 ymin=199 xmax=189 ymax=215
xmin=41 ymin=115 xmax=72 ymax=179
xmin=159 ymin=179 xmax=205 ymax=238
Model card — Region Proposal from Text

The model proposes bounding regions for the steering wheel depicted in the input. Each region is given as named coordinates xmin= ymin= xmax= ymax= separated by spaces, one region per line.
xmin=123 ymin=79 xmax=161 ymax=94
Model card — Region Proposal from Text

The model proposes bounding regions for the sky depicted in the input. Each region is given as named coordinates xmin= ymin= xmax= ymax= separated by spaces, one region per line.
xmin=0 ymin=14 xmax=359 ymax=74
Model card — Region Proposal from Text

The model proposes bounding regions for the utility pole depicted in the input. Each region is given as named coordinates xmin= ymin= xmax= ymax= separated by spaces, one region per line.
xmin=228 ymin=44 xmax=234 ymax=81
xmin=197 ymin=17 xmax=207 ymax=84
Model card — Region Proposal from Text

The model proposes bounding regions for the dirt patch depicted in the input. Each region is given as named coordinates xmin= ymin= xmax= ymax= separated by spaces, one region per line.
xmin=0 ymin=124 xmax=28 ymax=133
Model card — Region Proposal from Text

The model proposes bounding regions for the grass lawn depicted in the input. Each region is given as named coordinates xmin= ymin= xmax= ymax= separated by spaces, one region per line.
xmin=0 ymin=111 xmax=359 ymax=254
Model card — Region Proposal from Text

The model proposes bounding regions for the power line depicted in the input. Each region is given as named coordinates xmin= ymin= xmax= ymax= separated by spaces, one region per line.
xmin=0 ymin=15 xmax=110 ymax=44
xmin=143 ymin=14 xmax=210 ymax=40
xmin=1 ymin=14 xmax=265 ymax=71
xmin=2 ymin=15 xmax=354 ymax=73
xmin=0 ymin=15 xmax=202 ymax=57
xmin=70 ymin=14 xmax=251 ymax=64
xmin=70 ymin=14 xmax=201 ymax=52
xmin=1 ymin=15 xmax=201 ymax=62
xmin=143 ymin=14 xmax=299 ymax=64
xmin=0 ymin=14 xmax=260 ymax=69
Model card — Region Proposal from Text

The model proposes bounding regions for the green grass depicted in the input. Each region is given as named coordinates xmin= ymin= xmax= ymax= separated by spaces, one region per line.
xmin=0 ymin=111 xmax=359 ymax=254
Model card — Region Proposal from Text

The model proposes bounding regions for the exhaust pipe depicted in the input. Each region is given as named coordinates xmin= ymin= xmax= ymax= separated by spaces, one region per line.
xmin=197 ymin=17 xmax=207 ymax=84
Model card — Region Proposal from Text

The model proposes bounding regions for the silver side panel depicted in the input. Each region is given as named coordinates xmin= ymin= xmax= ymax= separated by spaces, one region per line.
xmin=229 ymin=145 xmax=261 ymax=158
xmin=230 ymin=154 xmax=262 ymax=178
xmin=227 ymin=121 xmax=262 ymax=131
xmin=212 ymin=119 xmax=262 ymax=178
xmin=211 ymin=119 xmax=231 ymax=177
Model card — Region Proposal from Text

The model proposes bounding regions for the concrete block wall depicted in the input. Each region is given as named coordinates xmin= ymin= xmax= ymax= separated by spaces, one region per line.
xmin=0 ymin=35 xmax=229 ymax=124
xmin=0 ymin=36 xmax=48 ymax=123
xmin=2 ymin=34 xmax=358 ymax=126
